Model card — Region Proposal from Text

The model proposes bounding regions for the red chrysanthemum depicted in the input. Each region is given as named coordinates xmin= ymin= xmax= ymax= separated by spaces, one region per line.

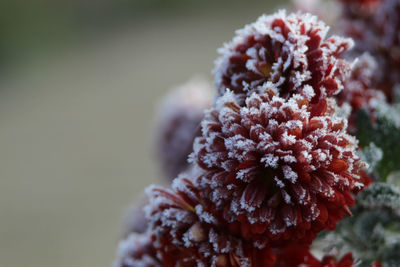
xmin=213 ymin=10 xmax=353 ymax=105
xmin=336 ymin=0 xmax=400 ymax=100
xmin=114 ymin=233 xmax=162 ymax=267
xmin=336 ymin=53 xmax=386 ymax=134
xmin=146 ymin=174 xmax=276 ymax=267
xmin=192 ymin=88 xmax=366 ymax=247
xmin=154 ymin=77 xmax=213 ymax=181
xmin=273 ymin=245 xmax=382 ymax=267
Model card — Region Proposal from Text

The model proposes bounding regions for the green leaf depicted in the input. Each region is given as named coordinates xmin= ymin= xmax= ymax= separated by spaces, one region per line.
xmin=316 ymin=183 xmax=400 ymax=266
xmin=356 ymin=102 xmax=400 ymax=181
xmin=356 ymin=183 xmax=400 ymax=211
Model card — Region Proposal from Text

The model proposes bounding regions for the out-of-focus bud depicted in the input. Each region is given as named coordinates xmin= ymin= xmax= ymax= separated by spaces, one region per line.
xmin=153 ymin=76 xmax=213 ymax=182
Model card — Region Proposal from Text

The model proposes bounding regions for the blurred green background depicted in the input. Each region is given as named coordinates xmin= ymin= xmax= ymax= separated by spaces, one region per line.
xmin=0 ymin=1 xmax=285 ymax=266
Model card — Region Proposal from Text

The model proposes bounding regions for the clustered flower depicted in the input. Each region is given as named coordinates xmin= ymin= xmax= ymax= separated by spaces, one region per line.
xmin=336 ymin=0 xmax=400 ymax=101
xmin=214 ymin=10 xmax=353 ymax=105
xmin=192 ymin=89 xmax=364 ymax=247
xmin=146 ymin=174 xmax=276 ymax=267
xmin=113 ymin=7 xmax=391 ymax=267
xmin=336 ymin=53 xmax=386 ymax=133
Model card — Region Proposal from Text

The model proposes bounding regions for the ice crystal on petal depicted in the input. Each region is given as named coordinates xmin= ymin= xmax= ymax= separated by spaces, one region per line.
xmin=146 ymin=175 xmax=276 ymax=267
xmin=112 ymin=7 xmax=400 ymax=267
xmin=214 ymin=10 xmax=353 ymax=105
xmin=193 ymin=89 xmax=366 ymax=246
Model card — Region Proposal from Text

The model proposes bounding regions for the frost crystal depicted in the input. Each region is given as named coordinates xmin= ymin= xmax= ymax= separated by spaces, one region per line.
xmin=357 ymin=183 xmax=400 ymax=212
xmin=359 ymin=142 xmax=383 ymax=173
xmin=193 ymin=88 xmax=366 ymax=246
xmin=145 ymin=175 xmax=276 ymax=267
xmin=356 ymin=100 xmax=400 ymax=180
xmin=112 ymin=6 xmax=399 ymax=267
xmin=214 ymin=10 xmax=353 ymax=105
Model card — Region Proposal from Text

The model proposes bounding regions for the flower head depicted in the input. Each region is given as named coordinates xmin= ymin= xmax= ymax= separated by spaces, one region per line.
xmin=214 ymin=10 xmax=353 ymax=105
xmin=192 ymin=89 xmax=366 ymax=246
xmin=336 ymin=53 xmax=386 ymax=134
xmin=336 ymin=0 xmax=400 ymax=100
xmin=146 ymin=174 xmax=276 ymax=267
xmin=154 ymin=76 xmax=213 ymax=180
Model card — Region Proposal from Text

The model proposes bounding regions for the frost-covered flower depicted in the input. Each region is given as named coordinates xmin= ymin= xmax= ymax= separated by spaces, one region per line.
xmin=113 ymin=233 xmax=162 ymax=267
xmin=214 ymin=10 xmax=353 ymax=105
xmin=146 ymin=174 xmax=276 ymax=267
xmin=336 ymin=54 xmax=386 ymax=134
xmin=336 ymin=0 xmax=400 ymax=100
xmin=192 ymin=89 xmax=366 ymax=246
xmin=153 ymin=76 xmax=213 ymax=181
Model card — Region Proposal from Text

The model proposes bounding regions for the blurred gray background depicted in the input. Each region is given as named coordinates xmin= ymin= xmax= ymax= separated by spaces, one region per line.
xmin=0 ymin=1 xmax=285 ymax=266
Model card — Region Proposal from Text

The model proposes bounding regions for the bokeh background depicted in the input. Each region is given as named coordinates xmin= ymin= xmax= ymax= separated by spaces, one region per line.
xmin=0 ymin=1 xmax=286 ymax=266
